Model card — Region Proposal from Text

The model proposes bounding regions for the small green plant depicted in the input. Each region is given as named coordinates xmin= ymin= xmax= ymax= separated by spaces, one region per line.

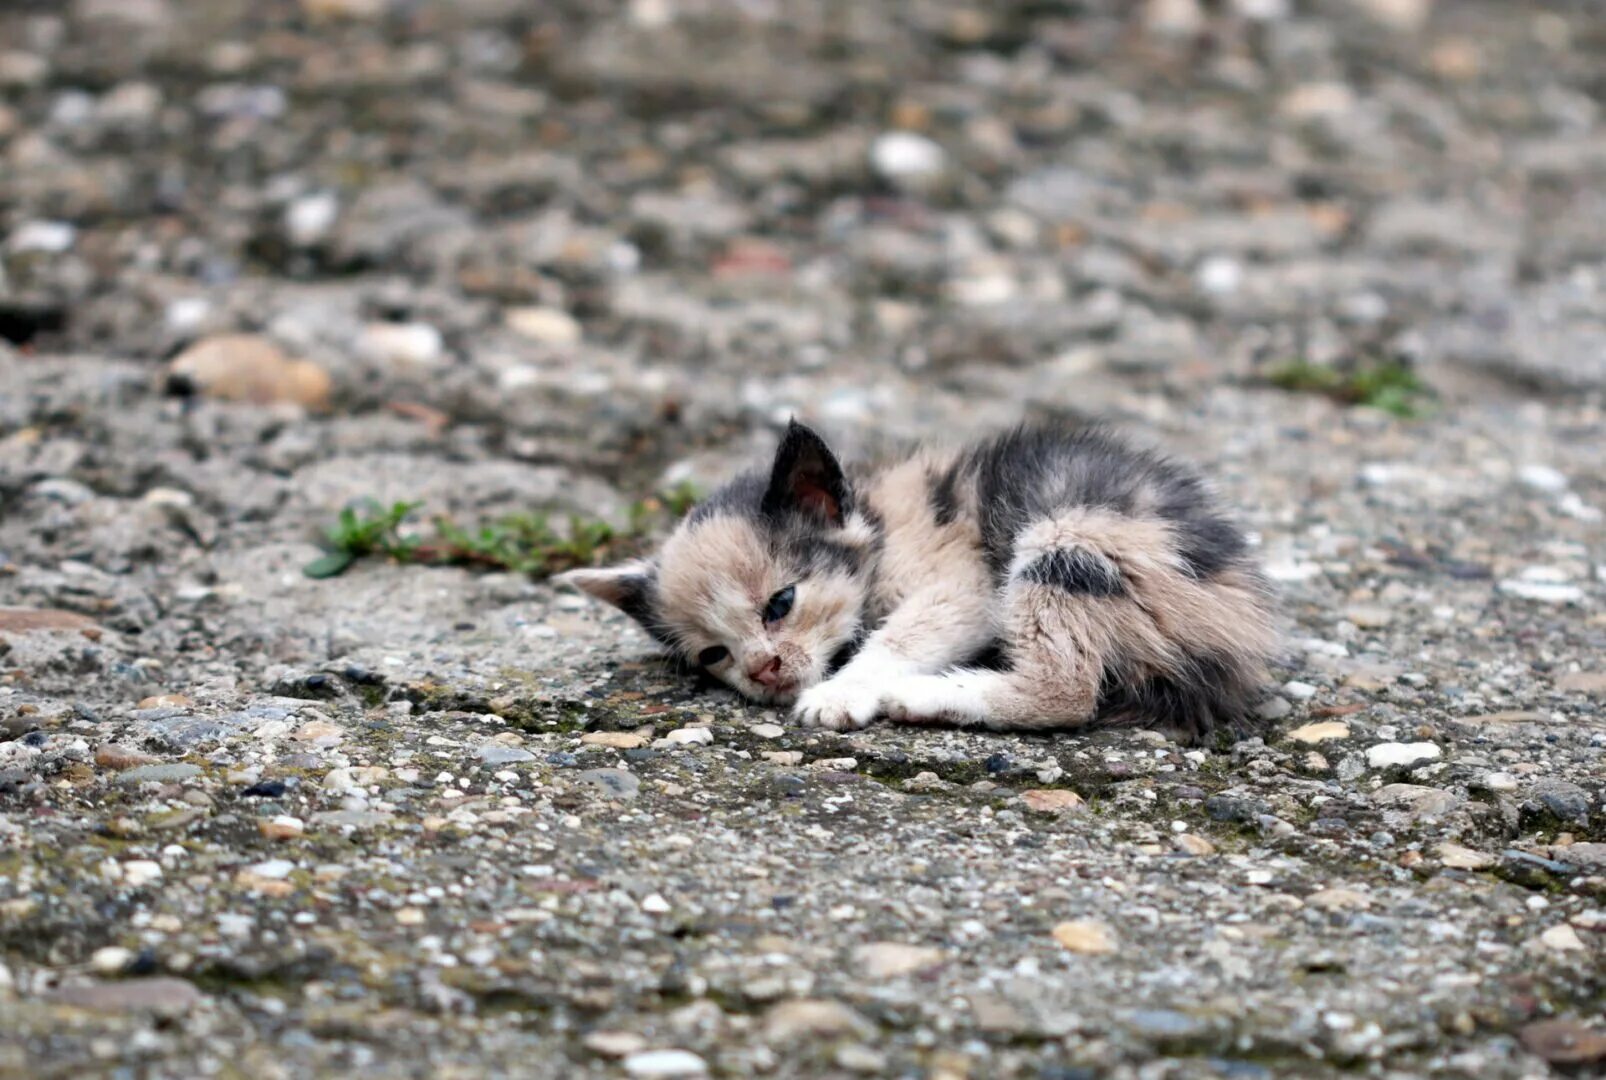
xmin=302 ymin=484 xmax=699 ymax=580
xmin=1267 ymin=358 xmax=1432 ymax=418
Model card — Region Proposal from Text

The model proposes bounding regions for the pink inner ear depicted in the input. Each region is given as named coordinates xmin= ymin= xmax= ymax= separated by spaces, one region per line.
xmin=795 ymin=480 xmax=840 ymax=523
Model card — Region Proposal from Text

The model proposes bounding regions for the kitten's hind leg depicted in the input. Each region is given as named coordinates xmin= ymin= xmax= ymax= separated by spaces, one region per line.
xmin=883 ymin=509 xmax=1271 ymax=735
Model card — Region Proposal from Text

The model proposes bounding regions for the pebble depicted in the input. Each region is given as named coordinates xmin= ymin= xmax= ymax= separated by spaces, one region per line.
xmin=1287 ymin=721 xmax=1350 ymax=744
xmin=167 ymin=335 xmax=333 ymax=410
xmin=357 ymin=322 xmax=444 ymax=370
xmin=748 ymin=723 xmax=786 ymax=739
xmin=1519 ymin=1020 xmax=1606 ymax=1066
xmin=1518 ymin=464 xmax=1569 ymax=493
xmin=7 ymin=220 xmax=77 ymax=254
xmin=580 ymin=732 xmax=648 ymax=749
xmin=852 ymin=942 xmax=944 ymax=980
xmin=1539 ymin=924 xmax=1586 ymax=953
xmin=1436 ymin=843 xmax=1492 ymax=870
xmin=122 ymin=860 xmax=163 ymax=887
xmin=90 ymin=946 xmax=134 ymax=974
xmin=577 ymin=768 xmax=640 ymax=801
xmin=1173 ymin=833 xmax=1215 ymax=857
xmin=1343 ymin=604 xmax=1394 ymax=629
xmin=641 ymin=893 xmax=671 ymax=914
xmin=477 ymin=744 xmax=535 ymax=764
xmin=96 ymin=744 xmax=160 ymax=770
xmin=1051 ymin=920 xmax=1116 ymax=955
xmin=622 ymin=1049 xmax=708 ymax=1078
xmin=584 ymin=1031 xmax=648 ymax=1058
xmin=663 ymin=727 xmax=713 ymax=746
xmin=1372 ymin=784 xmax=1462 ymax=821
xmin=1020 ymin=789 xmax=1085 ymax=814
xmin=1256 ymin=697 xmax=1293 ymax=721
xmin=1478 ymin=771 xmax=1518 ymax=793
xmin=284 ymin=191 xmax=339 ymax=246
xmin=763 ymin=999 xmax=873 ymax=1043
xmin=506 ymin=307 xmax=582 ymax=344
xmin=49 ymin=978 xmax=202 ymax=1017
xmin=1282 ymin=680 xmax=1319 ymax=701
xmin=1366 ymin=742 xmax=1441 ymax=769
xmin=870 ymin=131 xmax=946 ymax=185
xmin=118 ymin=763 xmax=202 ymax=785
xmin=258 ymin=815 xmax=305 ymax=840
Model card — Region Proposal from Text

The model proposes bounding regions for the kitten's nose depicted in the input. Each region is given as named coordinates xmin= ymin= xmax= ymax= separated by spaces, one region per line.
xmin=747 ymin=655 xmax=783 ymax=687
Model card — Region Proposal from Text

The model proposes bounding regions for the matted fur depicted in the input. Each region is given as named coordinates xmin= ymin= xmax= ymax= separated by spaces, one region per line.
xmin=560 ymin=420 xmax=1279 ymax=742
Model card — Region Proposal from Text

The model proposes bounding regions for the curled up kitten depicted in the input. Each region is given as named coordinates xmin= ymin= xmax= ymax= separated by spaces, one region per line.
xmin=558 ymin=420 xmax=1278 ymax=742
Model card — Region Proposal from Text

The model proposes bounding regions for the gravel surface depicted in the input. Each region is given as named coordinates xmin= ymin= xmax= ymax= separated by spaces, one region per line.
xmin=2 ymin=1 xmax=1604 ymax=1077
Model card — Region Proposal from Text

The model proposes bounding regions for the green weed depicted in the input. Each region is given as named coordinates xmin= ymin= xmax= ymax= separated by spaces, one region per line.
xmin=1267 ymin=358 xmax=1432 ymax=418
xmin=302 ymin=482 xmax=698 ymax=580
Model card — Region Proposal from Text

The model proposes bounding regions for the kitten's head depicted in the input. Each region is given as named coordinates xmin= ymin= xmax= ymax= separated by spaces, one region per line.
xmin=560 ymin=421 xmax=878 ymax=704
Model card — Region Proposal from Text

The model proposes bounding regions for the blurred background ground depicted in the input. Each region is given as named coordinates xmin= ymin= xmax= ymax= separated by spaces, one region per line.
xmin=0 ymin=1 xmax=1603 ymax=1077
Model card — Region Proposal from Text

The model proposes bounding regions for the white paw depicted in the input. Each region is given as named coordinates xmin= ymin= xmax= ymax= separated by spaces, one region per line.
xmin=882 ymin=674 xmax=990 ymax=725
xmin=793 ymin=677 xmax=882 ymax=731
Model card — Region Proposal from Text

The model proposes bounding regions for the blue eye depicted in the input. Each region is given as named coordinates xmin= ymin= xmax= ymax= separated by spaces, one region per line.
xmin=697 ymin=646 xmax=728 ymax=667
xmin=763 ymin=585 xmax=795 ymax=623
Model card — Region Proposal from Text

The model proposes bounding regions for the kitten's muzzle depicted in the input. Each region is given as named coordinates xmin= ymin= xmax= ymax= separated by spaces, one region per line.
xmin=747 ymin=654 xmax=785 ymax=689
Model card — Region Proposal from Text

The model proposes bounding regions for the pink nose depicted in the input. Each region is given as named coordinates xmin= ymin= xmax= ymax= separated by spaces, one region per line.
xmin=747 ymin=655 xmax=783 ymax=687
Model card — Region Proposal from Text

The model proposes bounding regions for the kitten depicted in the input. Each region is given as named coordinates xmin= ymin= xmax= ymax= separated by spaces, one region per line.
xmin=559 ymin=420 xmax=1278 ymax=741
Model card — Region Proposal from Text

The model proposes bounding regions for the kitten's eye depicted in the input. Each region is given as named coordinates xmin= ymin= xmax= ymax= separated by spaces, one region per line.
xmin=697 ymin=645 xmax=729 ymax=667
xmin=763 ymin=585 xmax=796 ymax=623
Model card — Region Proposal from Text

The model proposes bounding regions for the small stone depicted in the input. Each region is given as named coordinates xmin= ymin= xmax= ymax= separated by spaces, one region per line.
xmin=1479 ymin=772 xmax=1518 ymax=793
xmin=284 ymin=191 xmax=339 ymax=245
xmin=1343 ymin=604 xmax=1394 ymax=629
xmin=1173 ymin=833 xmax=1215 ymax=857
xmin=1307 ymin=887 xmax=1370 ymax=911
xmin=763 ymin=751 xmax=804 ymax=766
xmin=834 ymin=1044 xmax=887 ymax=1074
xmin=1256 ymin=697 xmax=1292 ymax=721
xmin=292 ymin=719 xmax=344 ymax=743
xmin=1282 ymin=680 xmax=1319 ymax=701
xmin=118 ymin=763 xmax=202 ymax=785
xmin=122 ymin=860 xmax=163 ymax=888
xmin=136 ymin=694 xmax=191 ymax=710
xmin=870 ymin=131 xmax=946 ymax=186
xmin=584 ymin=1031 xmax=648 ymax=1058
xmin=852 ymin=942 xmax=945 ymax=980
xmin=1539 ymin=924 xmax=1586 ymax=953
xmin=1556 ymin=672 xmax=1606 ymax=696
xmin=581 ymin=732 xmax=648 ymax=749
xmin=7 ymin=220 xmax=76 ymax=255
xmin=664 ymin=727 xmax=713 ymax=747
xmin=49 ymin=978 xmax=201 ymax=1017
xmin=90 ymin=947 xmax=134 ymax=974
xmin=1052 ymin=920 xmax=1116 ymax=955
xmin=1435 ymin=843 xmax=1493 ymax=870
xmin=395 ymin=907 xmax=425 ymax=926
xmin=763 ymin=999 xmax=873 ymax=1043
xmin=1367 ymin=742 xmax=1441 ymax=769
xmin=167 ymin=335 xmax=332 ymax=410
xmin=1519 ymin=1020 xmax=1606 ymax=1066
xmin=1518 ymin=464 xmax=1569 ymax=493
xmin=506 ymin=307 xmax=581 ymax=344
xmin=622 ymin=1049 xmax=708 ymax=1078
xmin=0 ymin=608 xmax=100 ymax=635
xmin=577 ymin=768 xmax=640 ymax=801
xmin=357 ymin=322 xmax=444 ymax=370
xmin=323 ymin=766 xmax=385 ymax=793
xmin=1372 ymin=784 xmax=1462 ymax=821
xmin=258 ymin=815 xmax=304 ymax=840
xmin=477 ymin=744 xmax=535 ymax=764
xmin=1499 ymin=578 xmax=1585 ymax=605
xmin=1288 ymin=721 xmax=1350 ymax=745
xmin=1021 ymin=789 xmax=1085 ymax=814
xmin=748 ymin=723 xmax=785 ymax=739
xmin=641 ymin=893 xmax=671 ymax=914
xmin=96 ymin=744 xmax=159 ymax=771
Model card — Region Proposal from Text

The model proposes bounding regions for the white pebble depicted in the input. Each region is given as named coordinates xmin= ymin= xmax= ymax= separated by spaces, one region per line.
xmin=90 ymin=946 xmax=133 ymax=973
xmin=870 ymin=131 xmax=946 ymax=184
xmin=8 ymin=220 xmax=77 ymax=254
xmin=664 ymin=727 xmax=713 ymax=746
xmin=641 ymin=893 xmax=671 ymax=914
xmin=1196 ymin=255 xmax=1243 ymax=295
xmin=1282 ymin=680 xmax=1318 ymax=701
xmin=623 ymin=1049 xmax=708 ymax=1078
xmin=1517 ymin=464 xmax=1568 ymax=493
xmin=284 ymin=191 xmax=339 ymax=246
xmin=1366 ymin=742 xmax=1441 ymax=769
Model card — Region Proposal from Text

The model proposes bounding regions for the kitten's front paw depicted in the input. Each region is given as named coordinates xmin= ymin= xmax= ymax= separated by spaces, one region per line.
xmin=793 ymin=678 xmax=882 ymax=731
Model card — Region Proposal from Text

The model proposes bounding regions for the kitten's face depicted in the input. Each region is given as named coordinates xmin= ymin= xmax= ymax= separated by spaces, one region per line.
xmin=561 ymin=422 xmax=877 ymax=705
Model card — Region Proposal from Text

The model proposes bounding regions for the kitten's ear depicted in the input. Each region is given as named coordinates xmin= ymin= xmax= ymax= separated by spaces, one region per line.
xmin=555 ymin=559 xmax=658 ymax=628
xmin=762 ymin=420 xmax=850 ymax=527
